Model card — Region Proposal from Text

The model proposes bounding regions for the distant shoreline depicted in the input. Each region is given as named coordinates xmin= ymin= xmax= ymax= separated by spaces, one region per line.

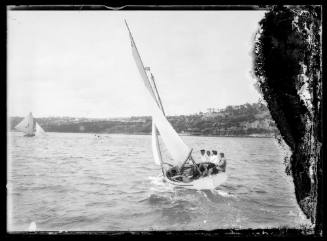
xmin=10 ymin=130 xmax=275 ymax=138
xmin=9 ymin=102 xmax=278 ymax=138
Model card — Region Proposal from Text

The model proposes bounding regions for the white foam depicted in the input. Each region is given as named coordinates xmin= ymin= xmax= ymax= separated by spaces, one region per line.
xmin=148 ymin=176 xmax=174 ymax=192
xmin=213 ymin=189 xmax=237 ymax=198
xmin=216 ymin=190 xmax=231 ymax=197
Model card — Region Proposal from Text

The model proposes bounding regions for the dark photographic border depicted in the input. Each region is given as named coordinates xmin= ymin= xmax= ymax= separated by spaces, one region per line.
xmin=3 ymin=3 xmax=325 ymax=239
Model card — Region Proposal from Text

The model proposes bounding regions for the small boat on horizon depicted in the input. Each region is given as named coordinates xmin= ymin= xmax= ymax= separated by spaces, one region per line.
xmin=14 ymin=112 xmax=45 ymax=137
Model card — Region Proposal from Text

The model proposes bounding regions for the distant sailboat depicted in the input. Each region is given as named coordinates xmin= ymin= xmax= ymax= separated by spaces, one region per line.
xmin=125 ymin=20 xmax=227 ymax=189
xmin=15 ymin=112 xmax=45 ymax=137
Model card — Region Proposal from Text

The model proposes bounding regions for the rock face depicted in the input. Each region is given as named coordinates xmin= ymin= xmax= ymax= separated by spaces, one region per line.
xmin=253 ymin=6 xmax=322 ymax=234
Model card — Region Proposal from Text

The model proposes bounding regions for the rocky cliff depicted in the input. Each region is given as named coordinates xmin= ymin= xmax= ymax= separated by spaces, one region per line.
xmin=253 ymin=5 xmax=322 ymax=234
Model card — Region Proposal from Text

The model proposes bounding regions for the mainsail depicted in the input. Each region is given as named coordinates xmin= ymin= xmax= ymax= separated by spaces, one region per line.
xmin=125 ymin=20 xmax=191 ymax=167
xmin=14 ymin=114 xmax=31 ymax=134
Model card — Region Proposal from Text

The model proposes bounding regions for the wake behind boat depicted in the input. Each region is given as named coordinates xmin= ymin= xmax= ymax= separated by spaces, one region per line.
xmin=15 ymin=112 xmax=45 ymax=137
xmin=125 ymin=21 xmax=227 ymax=190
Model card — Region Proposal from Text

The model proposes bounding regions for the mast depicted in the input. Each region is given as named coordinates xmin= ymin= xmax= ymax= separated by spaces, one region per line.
xmin=28 ymin=112 xmax=34 ymax=135
xmin=125 ymin=20 xmax=192 ymax=169
xmin=147 ymin=70 xmax=166 ymax=176
xmin=147 ymin=55 xmax=199 ymax=174
xmin=125 ymin=20 xmax=166 ymax=175
xmin=149 ymin=72 xmax=165 ymax=116
xmin=32 ymin=116 xmax=36 ymax=133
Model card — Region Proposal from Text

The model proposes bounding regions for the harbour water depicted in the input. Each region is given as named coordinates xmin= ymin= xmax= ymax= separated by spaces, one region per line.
xmin=7 ymin=132 xmax=311 ymax=231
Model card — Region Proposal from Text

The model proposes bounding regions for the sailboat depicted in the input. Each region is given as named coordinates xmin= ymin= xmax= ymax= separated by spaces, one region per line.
xmin=125 ymin=21 xmax=227 ymax=190
xmin=14 ymin=112 xmax=45 ymax=137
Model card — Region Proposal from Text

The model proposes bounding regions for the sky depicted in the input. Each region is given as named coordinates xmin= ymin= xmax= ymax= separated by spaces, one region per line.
xmin=8 ymin=10 xmax=266 ymax=118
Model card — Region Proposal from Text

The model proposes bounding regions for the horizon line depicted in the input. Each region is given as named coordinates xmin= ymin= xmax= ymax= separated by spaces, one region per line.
xmin=8 ymin=100 xmax=266 ymax=119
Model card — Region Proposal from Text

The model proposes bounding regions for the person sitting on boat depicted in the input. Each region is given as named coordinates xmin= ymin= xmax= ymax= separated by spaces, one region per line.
xmin=206 ymin=150 xmax=211 ymax=162
xmin=217 ymin=152 xmax=227 ymax=172
xmin=199 ymin=164 xmax=208 ymax=177
xmin=200 ymin=149 xmax=206 ymax=163
xmin=181 ymin=165 xmax=193 ymax=176
xmin=166 ymin=166 xmax=180 ymax=179
xmin=210 ymin=150 xmax=218 ymax=164
xmin=169 ymin=165 xmax=195 ymax=182
xmin=207 ymin=166 xmax=216 ymax=176
xmin=203 ymin=150 xmax=218 ymax=175
xmin=180 ymin=166 xmax=195 ymax=182
xmin=192 ymin=165 xmax=201 ymax=179
xmin=200 ymin=162 xmax=219 ymax=176
xmin=197 ymin=150 xmax=211 ymax=176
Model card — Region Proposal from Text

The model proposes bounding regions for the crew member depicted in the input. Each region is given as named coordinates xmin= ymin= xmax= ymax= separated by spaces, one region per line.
xmin=217 ymin=152 xmax=227 ymax=172
xmin=200 ymin=149 xmax=206 ymax=163
xmin=206 ymin=150 xmax=211 ymax=162
xmin=210 ymin=150 xmax=218 ymax=164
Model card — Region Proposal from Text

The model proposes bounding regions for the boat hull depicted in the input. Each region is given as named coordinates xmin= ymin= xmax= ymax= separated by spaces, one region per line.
xmin=165 ymin=172 xmax=227 ymax=190
xmin=24 ymin=133 xmax=35 ymax=137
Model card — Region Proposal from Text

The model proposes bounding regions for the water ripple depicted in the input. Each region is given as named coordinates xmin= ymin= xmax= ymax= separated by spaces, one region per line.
xmin=7 ymin=132 xmax=310 ymax=231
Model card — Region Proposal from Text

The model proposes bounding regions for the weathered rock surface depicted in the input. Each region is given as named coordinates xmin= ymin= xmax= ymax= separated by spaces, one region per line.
xmin=253 ymin=5 xmax=322 ymax=234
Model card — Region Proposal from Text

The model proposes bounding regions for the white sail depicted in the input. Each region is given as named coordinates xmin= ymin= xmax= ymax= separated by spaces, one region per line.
xmin=14 ymin=115 xmax=30 ymax=133
xmin=126 ymin=21 xmax=191 ymax=167
xmin=15 ymin=113 xmax=34 ymax=135
xmin=35 ymin=122 xmax=45 ymax=135
xmin=151 ymin=122 xmax=162 ymax=165
xmin=146 ymin=90 xmax=191 ymax=166
xmin=127 ymin=29 xmax=158 ymax=102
